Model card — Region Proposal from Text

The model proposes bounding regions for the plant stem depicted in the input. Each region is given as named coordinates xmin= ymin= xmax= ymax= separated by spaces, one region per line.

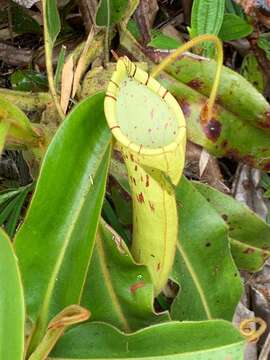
xmin=104 ymin=0 xmax=111 ymax=64
xmin=42 ymin=0 xmax=65 ymax=121
xmin=151 ymin=34 xmax=223 ymax=121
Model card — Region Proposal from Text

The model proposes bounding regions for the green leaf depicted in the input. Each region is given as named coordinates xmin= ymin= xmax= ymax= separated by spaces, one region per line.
xmin=194 ymin=182 xmax=270 ymax=272
xmin=0 ymin=188 xmax=23 ymax=206
xmin=10 ymin=70 xmax=48 ymax=92
xmin=0 ymin=96 xmax=40 ymax=148
xmin=225 ymin=0 xmax=244 ymax=17
xmin=0 ymin=229 xmax=24 ymax=360
xmin=108 ymin=159 xmax=243 ymax=322
xmin=96 ymin=0 xmax=129 ymax=27
xmin=190 ymin=0 xmax=225 ymax=55
xmin=148 ymin=30 xmax=181 ymax=50
xmin=161 ymin=55 xmax=270 ymax=171
xmin=171 ymin=177 xmax=242 ymax=321
xmin=219 ymin=13 xmax=253 ymax=41
xmin=258 ymin=35 xmax=270 ymax=60
xmin=15 ymin=93 xmax=111 ymax=355
xmin=102 ymin=198 xmax=130 ymax=242
xmin=81 ymin=219 xmax=169 ymax=332
xmin=127 ymin=19 xmax=141 ymax=41
xmin=50 ymin=321 xmax=245 ymax=359
xmin=0 ymin=193 xmax=22 ymax=226
xmin=46 ymin=0 xmax=61 ymax=45
xmin=11 ymin=2 xmax=41 ymax=34
xmin=241 ymin=54 xmax=264 ymax=93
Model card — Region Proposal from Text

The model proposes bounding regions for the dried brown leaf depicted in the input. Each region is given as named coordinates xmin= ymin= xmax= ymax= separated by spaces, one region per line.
xmin=60 ymin=55 xmax=74 ymax=115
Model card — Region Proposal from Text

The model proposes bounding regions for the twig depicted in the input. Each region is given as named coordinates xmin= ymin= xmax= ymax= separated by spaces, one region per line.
xmin=105 ymin=0 xmax=110 ymax=64
xmin=42 ymin=0 xmax=65 ymax=120
xmin=0 ymin=42 xmax=33 ymax=66
xmin=259 ymin=331 xmax=270 ymax=360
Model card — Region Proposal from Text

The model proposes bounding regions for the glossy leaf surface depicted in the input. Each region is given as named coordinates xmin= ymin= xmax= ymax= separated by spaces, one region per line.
xmin=219 ymin=13 xmax=253 ymax=41
xmin=96 ymin=0 xmax=129 ymax=27
xmin=15 ymin=93 xmax=111 ymax=353
xmin=160 ymin=67 xmax=270 ymax=171
xmin=50 ymin=321 xmax=245 ymax=359
xmin=109 ymin=156 xmax=242 ymax=322
xmin=81 ymin=219 xmax=169 ymax=332
xmin=172 ymin=177 xmax=243 ymax=321
xmin=46 ymin=0 xmax=61 ymax=45
xmin=191 ymin=0 xmax=225 ymax=37
xmin=0 ymin=229 xmax=24 ymax=360
xmin=195 ymin=182 xmax=270 ymax=271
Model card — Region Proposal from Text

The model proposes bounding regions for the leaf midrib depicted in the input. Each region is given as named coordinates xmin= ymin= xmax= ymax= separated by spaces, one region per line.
xmin=96 ymin=231 xmax=131 ymax=332
xmin=176 ymin=242 xmax=212 ymax=319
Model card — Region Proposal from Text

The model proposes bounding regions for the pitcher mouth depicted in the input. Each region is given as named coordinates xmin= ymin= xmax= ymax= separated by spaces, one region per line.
xmin=104 ymin=57 xmax=186 ymax=156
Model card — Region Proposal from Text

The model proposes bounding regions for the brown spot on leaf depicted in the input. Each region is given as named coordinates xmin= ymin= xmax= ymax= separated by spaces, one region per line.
xmin=134 ymin=165 xmax=138 ymax=171
xmin=187 ymin=79 xmax=203 ymax=90
xmin=222 ymin=214 xmax=228 ymax=221
xmin=244 ymin=247 xmax=255 ymax=254
xmin=157 ymin=263 xmax=161 ymax=271
xmin=130 ymin=154 xmax=134 ymax=162
xmin=137 ymin=192 xmax=145 ymax=203
xmin=203 ymin=120 xmax=222 ymax=142
xmin=258 ymin=108 xmax=270 ymax=129
xmin=221 ymin=140 xmax=228 ymax=149
xmin=146 ymin=175 xmax=149 ymax=187
xmin=130 ymin=281 xmax=145 ymax=295
xmin=177 ymin=97 xmax=191 ymax=117
xmin=263 ymin=162 xmax=270 ymax=172
xmin=242 ymin=155 xmax=256 ymax=167
xmin=149 ymin=201 xmax=155 ymax=212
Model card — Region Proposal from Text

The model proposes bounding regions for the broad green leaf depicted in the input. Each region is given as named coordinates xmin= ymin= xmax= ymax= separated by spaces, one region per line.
xmin=96 ymin=0 xmax=129 ymax=27
xmin=172 ymin=176 xmax=242 ymax=321
xmin=15 ymin=93 xmax=111 ymax=355
xmin=50 ymin=321 xmax=245 ymax=359
xmin=190 ymin=0 xmax=225 ymax=55
xmin=219 ymin=13 xmax=253 ymax=41
xmin=11 ymin=1 xmax=41 ymax=34
xmin=165 ymin=55 xmax=270 ymax=129
xmin=191 ymin=0 xmax=225 ymax=36
xmin=148 ymin=30 xmax=181 ymax=50
xmin=81 ymin=219 xmax=169 ymax=332
xmin=241 ymin=54 xmax=264 ymax=93
xmin=10 ymin=70 xmax=48 ymax=92
xmin=161 ymin=56 xmax=270 ymax=171
xmin=0 ymin=229 xmax=24 ymax=360
xmin=194 ymin=182 xmax=270 ymax=271
xmin=127 ymin=19 xmax=141 ymax=41
xmin=225 ymin=0 xmax=244 ymax=17
xmin=46 ymin=0 xmax=61 ymax=45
